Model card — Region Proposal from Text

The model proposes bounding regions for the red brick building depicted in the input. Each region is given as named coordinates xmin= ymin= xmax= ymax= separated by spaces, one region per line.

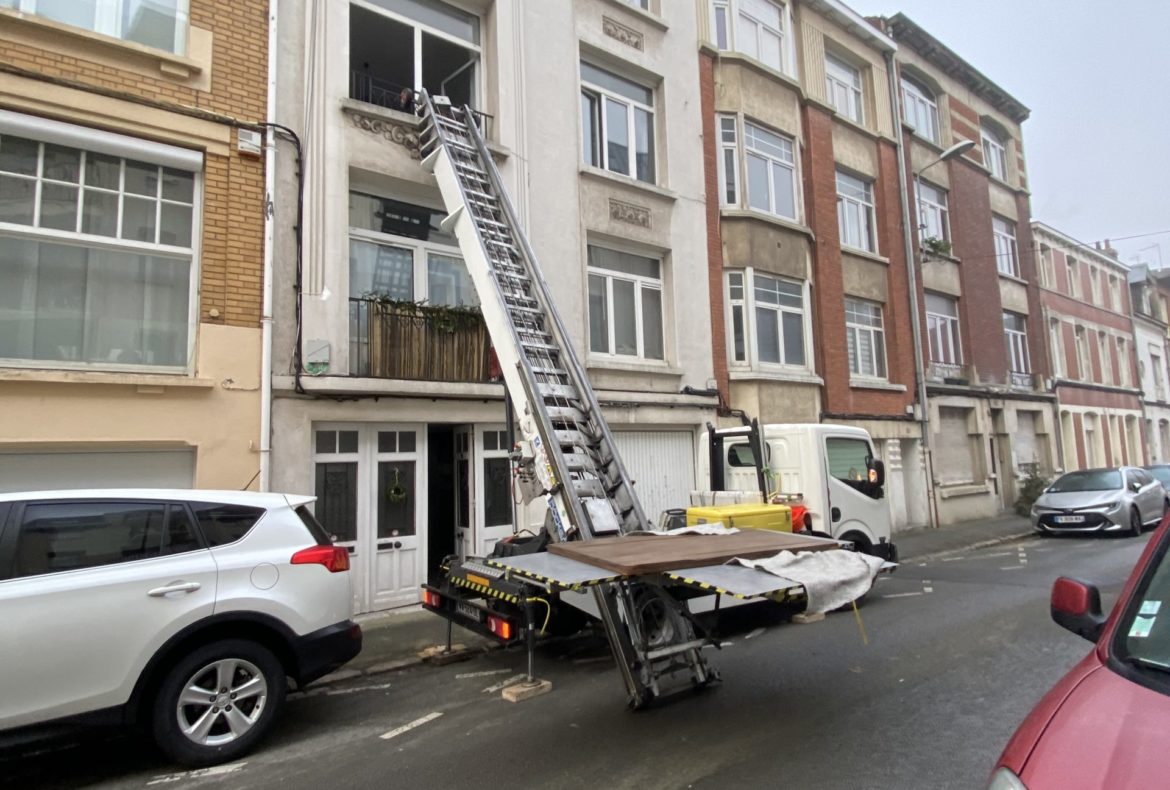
xmin=875 ymin=14 xmax=1058 ymax=525
xmin=699 ymin=1 xmax=923 ymax=531
xmin=1034 ymin=222 xmax=1144 ymax=470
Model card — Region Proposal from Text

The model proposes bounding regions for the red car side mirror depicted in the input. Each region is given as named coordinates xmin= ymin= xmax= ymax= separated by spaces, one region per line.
xmin=1051 ymin=576 xmax=1105 ymax=642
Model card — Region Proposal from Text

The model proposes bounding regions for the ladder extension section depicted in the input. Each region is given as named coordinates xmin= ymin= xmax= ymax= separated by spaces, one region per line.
xmin=418 ymin=95 xmax=714 ymax=706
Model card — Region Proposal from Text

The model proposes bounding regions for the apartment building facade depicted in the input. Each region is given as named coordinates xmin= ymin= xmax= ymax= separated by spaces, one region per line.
xmin=269 ymin=0 xmax=719 ymax=613
xmin=0 ymin=1 xmax=268 ymax=491
xmin=1033 ymin=222 xmax=1143 ymax=471
xmin=1128 ymin=264 xmax=1170 ymax=463
xmin=877 ymin=14 xmax=1057 ymax=526
xmin=698 ymin=0 xmax=923 ymax=534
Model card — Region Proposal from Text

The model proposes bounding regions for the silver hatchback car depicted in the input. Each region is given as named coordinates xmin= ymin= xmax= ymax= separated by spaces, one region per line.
xmin=1031 ymin=467 xmax=1168 ymax=536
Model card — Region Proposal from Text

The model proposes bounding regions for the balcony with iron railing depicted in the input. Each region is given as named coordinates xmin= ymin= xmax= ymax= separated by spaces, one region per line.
xmin=348 ymin=297 xmax=496 ymax=383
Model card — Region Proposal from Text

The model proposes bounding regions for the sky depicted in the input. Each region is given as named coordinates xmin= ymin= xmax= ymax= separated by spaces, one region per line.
xmin=848 ymin=0 xmax=1170 ymax=269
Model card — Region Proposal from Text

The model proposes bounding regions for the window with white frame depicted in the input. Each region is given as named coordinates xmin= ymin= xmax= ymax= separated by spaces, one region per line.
xmin=1117 ymin=337 xmax=1130 ymax=386
xmin=349 ymin=0 xmax=481 ymax=111
xmin=1067 ymin=257 xmax=1080 ymax=297
xmin=0 ymin=113 xmax=199 ymax=371
xmin=925 ymin=292 xmax=961 ymax=365
xmin=1003 ymin=312 xmax=1030 ymax=373
xmin=1152 ymin=347 xmax=1165 ymax=401
xmin=837 ymin=170 xmax=875 ymax=253
xmin=1089 ymin=267 xmax=1101 ymax=305
xmin=587 ymin=245 xmax=664 ymax=361
xmin=1074 ymin=326 xmax=1090 ymax=380
xmin=580 ymin=62 xmax=655 ymax=184
xmin=845 ymin=298 xmax=886 ymax=379
xmin=1097 ymin=331 xmax=1112 ymax=385
xmin=1049 ymin=319 xmax=1064 ymax=377
xmin=981 ymin=123 xmax=1007 ymax=180
xmin=1038 ymin=244 xmax=1053 ymax=288
xmin=901 ymin=74 xmax=939 ymax=143
xmin=916 ymin=179 xmax=949 ymax=247
xmin=992 ymin=215 xmax=1018 ymax=277
xmin=710 ymin=0 xmax=789 ymax=75
xmin=1109 ymin=275 xmax=1121 ymax=312
xmin=1 ymin=0 xmax=189 ymax=54
xmin=731 ymin=119 xmax=798 ymax=220
xmin=725 ymin=269 xmax=807 ymax=368
xmin=825 ymin=53 xmax=863 ymax=123
xmin=717 ymin=115 xmax=739 ymax=206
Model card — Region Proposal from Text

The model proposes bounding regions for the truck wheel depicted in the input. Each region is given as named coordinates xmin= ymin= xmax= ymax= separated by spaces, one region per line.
xmin=839 ymin=532 xmax=876 ymax=608
xmin=151 ymin=639 xmax=287 ymax=767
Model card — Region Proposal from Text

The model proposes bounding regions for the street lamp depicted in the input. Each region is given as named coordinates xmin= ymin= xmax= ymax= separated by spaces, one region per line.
xmin=901 ymin=137 xmax=974 ymax=530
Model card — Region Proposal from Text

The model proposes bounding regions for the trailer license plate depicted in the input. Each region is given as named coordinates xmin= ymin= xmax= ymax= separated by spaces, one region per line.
xmin=1054 ymin=515 xmax=1084 ymax=524
xmin=457 ymin=601 xmax=482 ymax=622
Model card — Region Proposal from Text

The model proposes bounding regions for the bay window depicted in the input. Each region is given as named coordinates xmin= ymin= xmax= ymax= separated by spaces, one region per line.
xmin=845 ymin=298 xmax=886 ymax=379
xmin=711 ymin=0 xmax=790 ymax=75
xmin=0 ymin=112 xmax=199 ymax=371
xmin=718 ymin=115 xmax=798 ymax=221
xmin=1 ymin=0 xmax=189 ymax=54
xmin=587 ymin=245 xmax=664 ymax=361
xmin=725 ymin=269 xmax=807 ymax=369
xmin=580 ymin=62 xmax=655 ymax=184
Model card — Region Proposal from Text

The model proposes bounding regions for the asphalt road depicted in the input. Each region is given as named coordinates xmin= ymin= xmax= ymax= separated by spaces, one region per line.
xmin=3 ymin=531 xmax=1154 ymax=790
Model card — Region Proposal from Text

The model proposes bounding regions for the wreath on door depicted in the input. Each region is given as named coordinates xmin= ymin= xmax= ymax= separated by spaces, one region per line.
xmin=387 ymin=467 xmax=409 ymax=504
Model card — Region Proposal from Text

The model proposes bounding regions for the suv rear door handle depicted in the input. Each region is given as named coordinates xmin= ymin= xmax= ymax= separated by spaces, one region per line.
xmin=147 ymin=581 xmax=201 ymax=597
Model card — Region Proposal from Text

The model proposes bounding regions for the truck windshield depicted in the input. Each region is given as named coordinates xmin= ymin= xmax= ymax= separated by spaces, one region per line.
xmin=1114 ymin=532 xmax=1170 ymax=681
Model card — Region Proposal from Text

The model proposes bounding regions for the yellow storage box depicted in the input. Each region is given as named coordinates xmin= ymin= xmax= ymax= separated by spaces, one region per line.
xmin=685 ymin=503 xmax=793 ymax=533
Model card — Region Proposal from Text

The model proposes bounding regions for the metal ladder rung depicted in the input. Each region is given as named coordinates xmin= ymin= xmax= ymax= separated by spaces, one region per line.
xmin=546 ymin=405 xmax=589 ymax=422
xmin=538 ymin=382 xmax=581 ymax=400
xmin=561 ymin=451 xmax=598 ymax=472
xmin=530 ymin=365 xmax=568 ymax=377
xmin=555 ymin=429 xmax=594 ymax=448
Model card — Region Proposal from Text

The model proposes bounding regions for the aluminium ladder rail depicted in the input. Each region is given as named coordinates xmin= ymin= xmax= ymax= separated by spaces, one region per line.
xmin=417 ymin=94 xmax=715 ymax=706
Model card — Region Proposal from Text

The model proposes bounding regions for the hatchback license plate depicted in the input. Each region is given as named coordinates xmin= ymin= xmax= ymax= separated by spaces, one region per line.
xmin=456 ymin=601 xmax=482 ymax=622
xmin=1054 ymin=515 xmax=1085 ymax=524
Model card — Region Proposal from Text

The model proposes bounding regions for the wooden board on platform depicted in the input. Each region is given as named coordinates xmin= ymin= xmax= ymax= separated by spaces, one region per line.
xmin=546 ymin=531 xmax=839 ymax=576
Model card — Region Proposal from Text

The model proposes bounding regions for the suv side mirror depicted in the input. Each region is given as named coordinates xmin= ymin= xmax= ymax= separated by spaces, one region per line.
xmin=1131 ymin=481 xmax=1142 ymax=493
xmin=1051 ymin=576 xmax=1105 ymax=642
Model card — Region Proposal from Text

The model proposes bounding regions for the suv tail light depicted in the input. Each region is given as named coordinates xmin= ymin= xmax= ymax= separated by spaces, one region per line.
xmin=291 ymin=545 xmax=350 ymax=572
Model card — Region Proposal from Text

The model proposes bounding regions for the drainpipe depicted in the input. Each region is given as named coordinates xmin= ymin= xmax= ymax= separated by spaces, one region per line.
xmin=259 ymin=0 xmax=279 ymax=491
xmin=885 ymin=50 xmax=938 ymax=529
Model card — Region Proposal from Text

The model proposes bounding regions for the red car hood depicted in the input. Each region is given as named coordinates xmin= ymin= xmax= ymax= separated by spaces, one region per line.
xmin=1022 ymin=662 xmax=1170 ymax=789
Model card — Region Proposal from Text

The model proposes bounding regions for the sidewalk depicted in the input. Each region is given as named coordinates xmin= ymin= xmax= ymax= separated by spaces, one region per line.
xmin=314 ymin=513 xmax=1035 ymax=687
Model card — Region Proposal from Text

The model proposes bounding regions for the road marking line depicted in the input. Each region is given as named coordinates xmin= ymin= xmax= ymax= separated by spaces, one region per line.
xmin=147 ymin=763 xmax=247 ymax=785
xmin=745 ymin=627 xmax=766 ymax=640
xmin=923 ymin=586 xmax=934 ymax=593
xmin=882 ymin=592 xmax=924 ymax=598
xmin=455 ymin=669 xmax=512 ymax=679
xmin=720 ymin=641 xmax=733 ymax=647
xmin=380 ymin=712 xmax=443 ymax=741
xmin=941 ymin=557 xmax=967 ymax=562
xmin=292 ymin=682 xmax=394 ymax=700
xmin=482 ymin=674 xmax=526 ymax=693
xmin=999 ymin=565 xmax=1026 ymax=571
xmin=981 ymin=552 xmax=1013 ymax=558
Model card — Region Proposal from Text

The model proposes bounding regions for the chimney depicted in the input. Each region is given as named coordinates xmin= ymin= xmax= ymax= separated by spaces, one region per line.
xmin=1104 ymin=238 xmax=1119 ymax=259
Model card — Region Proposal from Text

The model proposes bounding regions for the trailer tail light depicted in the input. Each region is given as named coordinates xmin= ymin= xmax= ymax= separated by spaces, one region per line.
xmin=487 ymin=614 xmax=514 ymax=640
xmin=290 ymin=545 xmax=350 ymax=572
xmin=422 ymin=589 xmax=442 ymax=608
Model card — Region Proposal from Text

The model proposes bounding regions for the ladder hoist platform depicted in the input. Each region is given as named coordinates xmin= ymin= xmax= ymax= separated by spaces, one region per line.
xmin=415 ymin=94 xmax=869 ymax=708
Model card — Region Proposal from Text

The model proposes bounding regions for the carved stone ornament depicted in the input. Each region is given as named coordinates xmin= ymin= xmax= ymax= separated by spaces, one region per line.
xmin=602 ymin=16 xmax=644 ymax=51
xmin=609 ymin=198 xmax=651 ymax=228
xmin=348 ymin=112 xmax=421 ymax=159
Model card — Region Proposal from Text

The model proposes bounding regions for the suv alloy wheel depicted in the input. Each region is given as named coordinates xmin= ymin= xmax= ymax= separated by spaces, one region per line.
xmin=152 ymin=639 xmax=287 ymax=766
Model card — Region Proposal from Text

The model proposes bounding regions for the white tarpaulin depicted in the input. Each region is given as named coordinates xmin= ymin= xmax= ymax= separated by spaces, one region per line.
xmin=734 ymin=550 xmax=885 ymax=614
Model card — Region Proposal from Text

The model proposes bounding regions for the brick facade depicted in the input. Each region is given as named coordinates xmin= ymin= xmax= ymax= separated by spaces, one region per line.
xmin=0 ymin=0 xmax=269 ymax=328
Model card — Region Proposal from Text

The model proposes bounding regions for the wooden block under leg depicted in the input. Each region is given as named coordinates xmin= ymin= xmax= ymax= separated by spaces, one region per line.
xmin=792 ymin=611 xmax=826 ymax=624
xmin=501 ymin=679 xmax=552 ymax=702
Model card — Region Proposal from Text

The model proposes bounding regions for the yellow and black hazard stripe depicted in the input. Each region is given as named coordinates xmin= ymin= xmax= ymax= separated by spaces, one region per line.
xmin=451 ymin=576 xmax=521 ymax=604
xmin=482 ymin=560 xmax=621 ymax=590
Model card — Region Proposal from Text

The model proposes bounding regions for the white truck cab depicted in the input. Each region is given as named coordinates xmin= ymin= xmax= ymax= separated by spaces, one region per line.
xmin=700 ymin=422 xmax=897 ymax=562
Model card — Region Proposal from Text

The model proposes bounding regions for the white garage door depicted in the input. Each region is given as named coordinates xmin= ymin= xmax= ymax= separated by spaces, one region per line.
xmin=0 ymin=449 xmax=195 ymax=493
xmin=611 ymin=431 xmax=696 ymax=526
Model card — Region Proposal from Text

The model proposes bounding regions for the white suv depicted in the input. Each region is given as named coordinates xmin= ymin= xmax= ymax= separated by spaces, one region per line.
xmin=0 ymin=490 xmax=361 ymax=766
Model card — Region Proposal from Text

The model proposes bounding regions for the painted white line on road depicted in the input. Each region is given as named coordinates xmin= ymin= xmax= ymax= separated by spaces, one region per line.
xmin=999 ymin=565 xmax=1027 ymax=571
xmin=720 ymin=641 xmax=733 ymax=647
xmin=980 ymin=552 xmax=1013 ymax=558
xmin=923 ymin=586 xmax=934 ymax=593
xmin=455 ymin=669 xmax=512 ymax=679
xmin=745 ymin=627 xmax=766 ymax=640
xmin=293 ymin=682 xmax=394 ymax=700
xmin=881 ymin=592 xmax=925 ymax=599
xmin=380 ymin=712 xmax=443 ymax=741
xmin=147 ymin=762 xmax=247 ymax=785
xmin=482 ymin=674 xmax=526 ymax=693
xmin=941 ymin=556 xmax=967 ymax=562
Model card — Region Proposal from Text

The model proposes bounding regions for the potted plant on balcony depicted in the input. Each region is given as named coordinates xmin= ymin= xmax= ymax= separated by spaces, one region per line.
xmin=922 ymin=236 xmax=952 ymax=258
xmin=362 ymin=294 xmax=490 ymax=382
